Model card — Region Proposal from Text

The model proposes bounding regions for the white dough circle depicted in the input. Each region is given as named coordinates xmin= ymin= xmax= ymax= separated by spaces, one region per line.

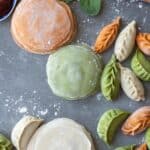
xmin=27 ymin=118 xmax=95 ymax=150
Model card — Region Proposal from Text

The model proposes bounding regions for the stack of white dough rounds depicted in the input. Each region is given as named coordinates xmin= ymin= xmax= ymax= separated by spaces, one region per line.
xmin=46 ymin=45 xmax=103 ymax=100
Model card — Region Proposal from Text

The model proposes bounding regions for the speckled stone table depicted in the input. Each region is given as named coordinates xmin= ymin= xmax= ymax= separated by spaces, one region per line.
xmin=0 ymin=0 xmax=149 ymax=149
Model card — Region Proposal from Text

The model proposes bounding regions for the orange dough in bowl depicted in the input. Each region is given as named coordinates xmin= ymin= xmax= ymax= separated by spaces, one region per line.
xmin=11 ymin=0 xmax=77 ymax=54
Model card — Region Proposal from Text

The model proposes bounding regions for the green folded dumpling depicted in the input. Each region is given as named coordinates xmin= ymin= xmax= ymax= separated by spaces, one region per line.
xmin=115 ymin=145 xmax=135 ymax=150
xmin=46 ymin=45 xmax=103 ymax=100
xmin=101 ymin=55 xmax=120 ymax=101
xmin=131 ymin=49 xmax=150 ymax=81
xmin=97 ymin=109 xmax=130 ymax=145
xmin=145 ymin=128 xmax=150 ymax=150
xmin=0 ymin=134 xmax=13 ymax=150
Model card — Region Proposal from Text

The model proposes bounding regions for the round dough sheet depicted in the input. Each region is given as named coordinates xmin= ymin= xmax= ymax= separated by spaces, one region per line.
xmin=27 ymin=118 xmax=95 ymax=150
xmin=11 ymin=0 xmax=76 ymax=54
xmin=46 ymin=45 xmax=103 ymax=100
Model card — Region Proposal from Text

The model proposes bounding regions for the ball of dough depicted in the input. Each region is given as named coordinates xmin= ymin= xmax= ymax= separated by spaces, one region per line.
xmin=46 ymin=45 xmax=103 ymax=100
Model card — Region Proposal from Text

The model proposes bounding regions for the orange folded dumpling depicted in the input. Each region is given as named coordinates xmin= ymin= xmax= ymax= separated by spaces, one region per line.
xmin=136 ymin=33 xmax=150 ymax=56
xmin=94 ymin=17 xmax=121 ymax=53
xmin=122 ymin=106 xmax=150 ymax=136
xmin=136 ymin=144 xmax=147 ymax=150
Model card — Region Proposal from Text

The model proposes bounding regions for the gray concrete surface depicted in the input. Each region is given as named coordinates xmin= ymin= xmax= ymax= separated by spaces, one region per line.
xmin=0 ymin=0 xmax=149 ymax=149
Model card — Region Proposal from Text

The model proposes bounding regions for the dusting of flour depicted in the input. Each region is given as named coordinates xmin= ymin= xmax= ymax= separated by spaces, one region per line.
xmin=0 ymin=90 xmax=62 ymax=118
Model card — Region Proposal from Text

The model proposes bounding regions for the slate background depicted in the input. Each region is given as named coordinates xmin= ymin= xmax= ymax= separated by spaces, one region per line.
xmin=0 ymin=0 xmax=150 ymax=149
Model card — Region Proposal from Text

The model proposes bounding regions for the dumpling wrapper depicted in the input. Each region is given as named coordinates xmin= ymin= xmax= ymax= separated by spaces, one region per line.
xmin=27 ymin=118 xmax=95 ymax=150
xmin=11 ymin=0 xmax=76 ymax=54
xmin=46 ymin=45 xmax=103 ymax=100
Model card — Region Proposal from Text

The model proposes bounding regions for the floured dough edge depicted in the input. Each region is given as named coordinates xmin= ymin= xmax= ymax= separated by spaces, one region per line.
xmin=11 ymin=116 xmax=44 ymax=150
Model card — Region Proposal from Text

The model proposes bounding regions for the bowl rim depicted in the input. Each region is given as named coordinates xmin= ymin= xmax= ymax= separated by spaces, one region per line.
xmin=0 ymin=0 xmax=17 ymax=22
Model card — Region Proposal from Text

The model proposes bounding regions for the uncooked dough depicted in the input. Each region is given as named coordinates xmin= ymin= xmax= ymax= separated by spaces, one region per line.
xmin=46 ymin=44 xmax=103 ymax=100
xmin=27 ymin=118 xmax=95 ymax=150
xmin=11 ymin=0 xmax=77 ymax=54
xmin=11 ymin=116 xmax=44 ymax=150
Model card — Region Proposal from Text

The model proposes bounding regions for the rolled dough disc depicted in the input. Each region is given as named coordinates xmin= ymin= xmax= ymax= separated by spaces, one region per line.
xmin=11 ymin=0 xmax=76 ymax=54
xmin=27 ymin=118 xmax=95 ymax=150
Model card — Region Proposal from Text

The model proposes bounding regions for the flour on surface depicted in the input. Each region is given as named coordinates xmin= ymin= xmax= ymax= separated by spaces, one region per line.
xmin=1 ymin=90 xmax=62 ymax=118
xmin=38 ymin=109 xmax=48 ymax=116
xmin=18 ymin=107 xmax=28 ymax=113
xmin=96 ymin=93 xmax=103 ymax=101
xmin=0 ymin=51 xmax=5 ymax=57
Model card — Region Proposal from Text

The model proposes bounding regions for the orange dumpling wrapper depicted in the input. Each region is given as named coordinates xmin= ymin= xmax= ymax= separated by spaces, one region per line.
xmin=136 ymin=33 xmax=150 ymax=56
xmin=94 ymin=17 xmax=121 ymax=53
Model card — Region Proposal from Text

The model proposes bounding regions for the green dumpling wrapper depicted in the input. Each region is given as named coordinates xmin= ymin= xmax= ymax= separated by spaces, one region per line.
xmin=97 ymin=109 xmax=130 ymax=145
xmin=145 ymin=128 xmax=150 ymax=149
xmin=0 ymin=134 xmax=13 ymax=150
xmin=101 ymin=55 xmax=120 ymax=101
xmin=46 ymin=45 xmax=103 ymax=100
xmin=131 ymin=49 xmax=150 ymax=81
xmin=115 ymin=145 xmax=135 ymax=150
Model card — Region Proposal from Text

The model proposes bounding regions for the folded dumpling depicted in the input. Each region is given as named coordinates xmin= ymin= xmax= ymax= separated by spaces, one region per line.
xmin=136 ymin=33 xmax=150 ymax=56
xmin=131 ymin=49 xmax=150 ymax=81
xmin=119 ymin=64 xmax=145 ymax=101
xmin=114 ymin=21 xmax=136 ymax=62
xmin=122 ymin=106 xmax=150 ymax=136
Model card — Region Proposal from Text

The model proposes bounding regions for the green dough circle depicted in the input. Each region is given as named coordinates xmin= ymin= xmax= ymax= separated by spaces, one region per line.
xmin=46 ymin=45 xmax=102 ymax=100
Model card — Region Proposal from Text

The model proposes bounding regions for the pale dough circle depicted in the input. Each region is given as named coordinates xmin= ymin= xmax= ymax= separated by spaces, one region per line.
xmin=27 ymin=118 xmax=95 ymax=150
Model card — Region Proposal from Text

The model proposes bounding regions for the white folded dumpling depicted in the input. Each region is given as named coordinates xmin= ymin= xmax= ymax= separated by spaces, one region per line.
xmin=114 ymin=21 xmax=136 ymax=62
xmin=119 ymin=64 xmax=145 ymax=101
xmin=27 ymin=118 xmax=95 ymax=150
